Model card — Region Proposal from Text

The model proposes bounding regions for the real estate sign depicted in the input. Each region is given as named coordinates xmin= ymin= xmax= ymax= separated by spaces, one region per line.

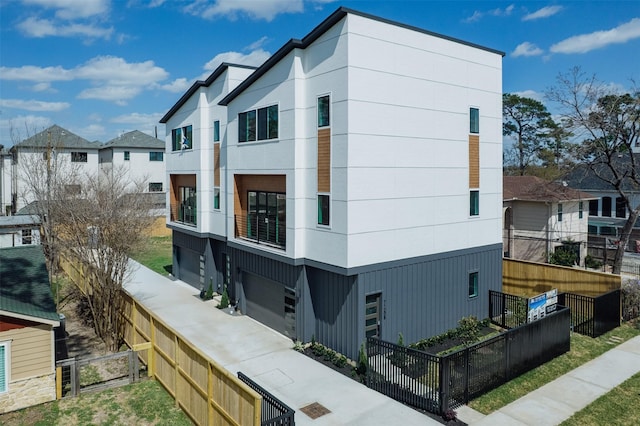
xmin=527 ymin=289 xmax=558 ymax=322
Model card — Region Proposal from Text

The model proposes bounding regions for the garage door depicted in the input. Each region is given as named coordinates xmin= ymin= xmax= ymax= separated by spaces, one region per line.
xmin=177 ymin=247 xmax=201 ymax=289
xmin=243 ymin=273 xmax=295 ymax=339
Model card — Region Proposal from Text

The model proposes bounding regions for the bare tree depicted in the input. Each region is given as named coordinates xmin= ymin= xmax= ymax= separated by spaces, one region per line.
xmin=11 ymin=124 xmax=155 ymax=350
xmin=547 ymin=67 xmax=640 ymax=274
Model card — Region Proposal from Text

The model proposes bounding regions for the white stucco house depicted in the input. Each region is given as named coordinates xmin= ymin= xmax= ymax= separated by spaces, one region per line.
xmin=161 ymin=7 xmax=504 ymax=358
xmin=0 ymin=215 xmax=41 ymax=248
xmin=503 ymin=175 xmax=597 ymax=266
xmin=100 ymin=130 xmax=166 ymax=193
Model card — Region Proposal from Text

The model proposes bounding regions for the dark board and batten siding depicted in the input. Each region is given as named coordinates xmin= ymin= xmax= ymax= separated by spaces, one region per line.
xmin=358 ymin=244 xmax=502 ymax=353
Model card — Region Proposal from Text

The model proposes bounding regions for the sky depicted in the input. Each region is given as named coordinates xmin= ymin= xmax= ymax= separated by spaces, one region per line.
xmin=1 ymin=0 xmax=639 ymax=147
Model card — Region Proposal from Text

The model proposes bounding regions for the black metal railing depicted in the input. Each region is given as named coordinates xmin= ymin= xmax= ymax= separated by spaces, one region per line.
xmin=366 ymin=306 xmax=571 ymax=414
xmin=238 ymin=372 xmax=295 ymax=426
xmin=489 ymin=290 xmax=528 ymax=329
xmin=558 ymin=289 xmax=621 ymax=337
xmin=235 ymin=214 xmax=286 ymax=249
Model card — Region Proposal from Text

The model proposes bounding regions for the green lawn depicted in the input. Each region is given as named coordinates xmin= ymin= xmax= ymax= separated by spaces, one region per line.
xmin=469 ymin=322 xmax=640 ymax=414
xmin=0 ymin=380 xmax=191 ymax=426
xmin=131 ymin=236 xmax=172 ymax=276
xmin=561 ymin=371 xmax=640 ymax=426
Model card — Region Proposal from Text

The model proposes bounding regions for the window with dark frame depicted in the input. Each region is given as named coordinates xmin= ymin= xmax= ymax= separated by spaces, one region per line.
xmin=213 ymin=120 xmax=220 ymax=142
xmin=318 ymin=95 xmax=330 ymax=127
xmin=470 ymin=190 xmax=479 ymax=216
xmin=239 ymin=105 xmax=278 ymax=142
xmin=149 ymin=151 xmax=164 ymax=161
xmin=602 ymin=196 xmax=612 ymax=217
xmin=470 ymin=108 xmax=479 ymax=134
xmin=172 ymin=125 xmax=193 ymax=151
xmin=558 ymin=203 xmax=563 ymax=222
xmin=317 ymin=194 xmax=330 ymax=226
xmin=589 ymin=199 xmax=598 ymax=216
xmin=0 ymin=342 xmax=7 ymax=393
xmin=148 ymin=182 xmax=163 ymax=192
xmin=616 ymin=197 xmax=626 ymax=218
xmin=71 ymin=152 xmax=87 ymax=162
xmin=21 ymin=229 xmax=32 ymax=245
xmin=124 ymin=151 xmax=130 ymax=161
xmin=468 ymin=272 xmax=478 ymax=298
xmin=214 ymin=188 xmax=220 ymax=210
xmin=579 ymin=201 xmax=583 ymax=219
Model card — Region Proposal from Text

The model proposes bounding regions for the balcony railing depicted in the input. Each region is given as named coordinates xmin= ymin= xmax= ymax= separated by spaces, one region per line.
xmin=177 ymin=203 xmax=197 ymax=226
xmin=235 ymin=213 xmax=285 ymax=249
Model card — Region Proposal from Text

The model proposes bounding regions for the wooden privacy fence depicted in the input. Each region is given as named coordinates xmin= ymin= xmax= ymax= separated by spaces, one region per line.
xmin=503 ymin=258 xmax=621 ymax=297
xmin=121 ymin=291 xmax=261 ymax=426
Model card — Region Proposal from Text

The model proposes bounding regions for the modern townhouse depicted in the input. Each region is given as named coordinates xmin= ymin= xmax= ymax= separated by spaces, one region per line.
xmin=162 ymin=7 xmax=504 ymax=358
xmin=100 ymin=130 xmax=166 ymax=193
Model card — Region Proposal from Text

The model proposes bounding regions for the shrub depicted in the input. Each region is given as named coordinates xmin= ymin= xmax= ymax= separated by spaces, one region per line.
xmin=549 ymin=246 xmax=578 ymax=266
xmin=335 ymin=355 xmax=348 ymax=368
xmin=217 ymin=287 xmax=229 ymax=309
xmin=205 ymin=280 xmax=214 ymax=300
xmin=585 ymin=254 xmax=602 ymax=269
xmin=356 ymin=343 xmax=368 ymax=377
xmin=457 ymin=316 xmax=481 ymax=346
xmin=622 ymin=279 xmax=640 ymax=321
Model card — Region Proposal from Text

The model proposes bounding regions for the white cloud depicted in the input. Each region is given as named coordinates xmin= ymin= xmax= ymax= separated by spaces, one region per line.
xmin=186 ymin=0 xmax=304 ymax=21
xmin=203 ymin=49 xmax=271 ymax=73
xmin=0 ymin=65 xmax=73 ymax=82
xmin=31 ymin=82 xmax=55 ymax=92
xmin=160 ymin=78 xmax=191 ymax=93
xmin=511 ymin=42 xmax=544 ymax=57
xmin=75 ymin=123 xmax=106 ymax=140
xmin=0 ymin=99 xmax=70 ymax=112
xmin=522 ymin=5 xmax=563 ymax=21
xmin=111 ymin=112 xmax=164 ymax=125
xmin=464 ymin=4 xmax=514 ymax=22
xmin=17 ymin=17 xmax=114 ymax=39
xmin=75 ymin=56 xmax=168 ymax=86
xmin=77 ymin=86 xmax=143 ymax=105
xmin=246 ymin=36 xmax=269 ymax=51
xmin=21 ymin=0 xmax=109 ymax=19
xmin=1 ymin=115 xmax=53 ymax=145
xmin=550 ymin=18 xmax=640 ymax=54
xmin=513 ymin=90 xmax=543 ymax=102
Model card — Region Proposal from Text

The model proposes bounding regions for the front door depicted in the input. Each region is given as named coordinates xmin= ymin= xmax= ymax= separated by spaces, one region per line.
xmin=365 ymin=293 xmax=382 ymax=338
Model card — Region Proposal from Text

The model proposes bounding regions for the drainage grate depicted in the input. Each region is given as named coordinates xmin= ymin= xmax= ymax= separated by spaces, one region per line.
xmin=300 ymin=402 xmax=331 ymax=419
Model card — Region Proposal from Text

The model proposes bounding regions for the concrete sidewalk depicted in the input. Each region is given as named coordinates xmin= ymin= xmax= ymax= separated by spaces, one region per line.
xmin=457 ymin=333 xmax=640 ymax=425
xmin=124 ymin=260 xmax=440 ymax=425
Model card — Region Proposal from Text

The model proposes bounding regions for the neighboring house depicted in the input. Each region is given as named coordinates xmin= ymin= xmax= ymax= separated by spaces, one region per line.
xmin=10 ymin=125 xmax=101 ymax=213
xmin=564 ymin=159 xmax=640 ymax=248
xmin=0 ymin=215 xmax=41 ymax=248
xmin=161 ymin=7 xmax=504 ymax=359
xmin=0 ymin=245 xmax=60 ymax=414
xmin=100 ymin=130 xmax=166 ymax=193
xmin=0 ymin=146 xmax=12 ymax=215
xmin=503 ymin=176 xmax=596 ymax=265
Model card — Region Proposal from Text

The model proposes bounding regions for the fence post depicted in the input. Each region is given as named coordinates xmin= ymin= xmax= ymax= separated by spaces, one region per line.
xmin=439 ymin=356 xmax=450 ymax=415
xmin=128 ymin=350 xmax=135 ymax=383
xmin=501 ymin=292 xmax=506 ymax=327
xmin=56 ymin=366 xmax=62 ymax=399
xmin=71 ymin=359 xmax=78 ymax=397
xmin=463 ymin=349 xmax=470 ymax=405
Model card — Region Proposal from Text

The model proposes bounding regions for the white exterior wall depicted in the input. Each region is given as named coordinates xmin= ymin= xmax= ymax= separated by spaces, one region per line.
xmin=549 ymin=200 xmax=590 ymax=261
xmin=0 ymin=155 xmax=11 ymax=215
xmin=13 ymin=149 xmax=99 ymax=211
xmin=165 ymin=66 xmax=255 ymax=236
xmin=224 ymin=14 xmax=503 ymax=268
xmin=102 ymin=147 xmax=165 ymax=192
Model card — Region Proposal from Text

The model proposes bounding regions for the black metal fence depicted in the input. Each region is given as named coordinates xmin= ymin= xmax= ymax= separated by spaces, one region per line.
xmin=558 ymin=289 xmax=621 ymax=338
xmin=366 ymin=306 xmax=571 ymax=414
xmin=489 ymin=290 xmax=528 ymax=329
xmin=238 ymin=372 xmax=295 ymax=426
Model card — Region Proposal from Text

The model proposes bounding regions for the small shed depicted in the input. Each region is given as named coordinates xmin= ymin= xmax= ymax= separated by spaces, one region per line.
xmin=0 ymin=245 xmax=59 ymax=413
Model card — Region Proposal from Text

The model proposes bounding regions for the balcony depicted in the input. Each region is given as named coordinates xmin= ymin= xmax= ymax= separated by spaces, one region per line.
xmin=178 ymin=203 xmax=197 ymax=226
xmin=235 ymin=212 xmax=285 ymax=250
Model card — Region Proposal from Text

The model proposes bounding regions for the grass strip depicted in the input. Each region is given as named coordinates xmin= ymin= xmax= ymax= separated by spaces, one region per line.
xmin=130 ymin=235 xmax=172 ymax=276
xmin=469 ymin=321 xmax=640 ymax=414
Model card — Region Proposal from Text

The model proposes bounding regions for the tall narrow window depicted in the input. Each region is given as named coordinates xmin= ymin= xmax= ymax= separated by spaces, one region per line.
xmin=616 ymin=197 xmax=626 ymax=218
xmin=470 ymin=108 xmax=479 ymax=134
xmin=213 ymin=120 xmax=220 ymax=142
xmin=579 ymin=201 xmax=584 ymax=219
xmin=318 ymin=95 xmax=330 ymax=127
xmin=589 ymin=199 xmax=598 ymax=216
xmin=318 ymin=194 xmax=330 ymax=226
xmin=0 ymin=342 xmax=7 ymax=393
xmin=558 ymin=203 xmax=563 ymax=222
xmin=470 ymin=190 xmax=479 ymax=216
xmin=214 ymin=188 xmax=220 ymax=210
xmin=468 ymin=272 xmax=478 ymax=298
xmin=602 ymin=197 xmax=612 ymax=217
xmin=124 ymin=151 xmax=130 ymax=161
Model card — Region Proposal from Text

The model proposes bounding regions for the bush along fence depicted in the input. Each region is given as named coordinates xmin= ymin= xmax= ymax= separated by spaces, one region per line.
xmin=558 ymin=289 xmax=621 ymax=338
xmin=365 ymin=306 xmax=571 ymax=415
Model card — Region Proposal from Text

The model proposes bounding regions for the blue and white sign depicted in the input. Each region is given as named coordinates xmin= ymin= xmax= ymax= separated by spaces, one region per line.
xmin=527 ymin=289 xmax=558 ymax=322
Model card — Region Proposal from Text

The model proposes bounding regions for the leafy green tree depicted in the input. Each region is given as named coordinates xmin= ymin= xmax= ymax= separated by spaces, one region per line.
xmin=547 ymin=67 xmax=640 ymax=274
xmin=503 ymin=93 xmax=560 ymax=176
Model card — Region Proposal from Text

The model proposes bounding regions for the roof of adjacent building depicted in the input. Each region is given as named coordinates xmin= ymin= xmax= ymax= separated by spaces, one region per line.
xmin=103 ymin=130 xmax=165 ymax=150
xmin=160 ymin=62 xmax=257 ymax=123
xmin=0 ymin=245 xmax=59 ymax=323
xmin=0 ymin=215 xmax=41 ymax=228
xmin=219 ymin=7 xmax=505 ymax=106
xmin=563 ymin=156 xmax=640 ymax=193
xmin=504 ymin=175 xmax=598 ymax=203
xmin=13 ymin=124 xmax=100 ymax=150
